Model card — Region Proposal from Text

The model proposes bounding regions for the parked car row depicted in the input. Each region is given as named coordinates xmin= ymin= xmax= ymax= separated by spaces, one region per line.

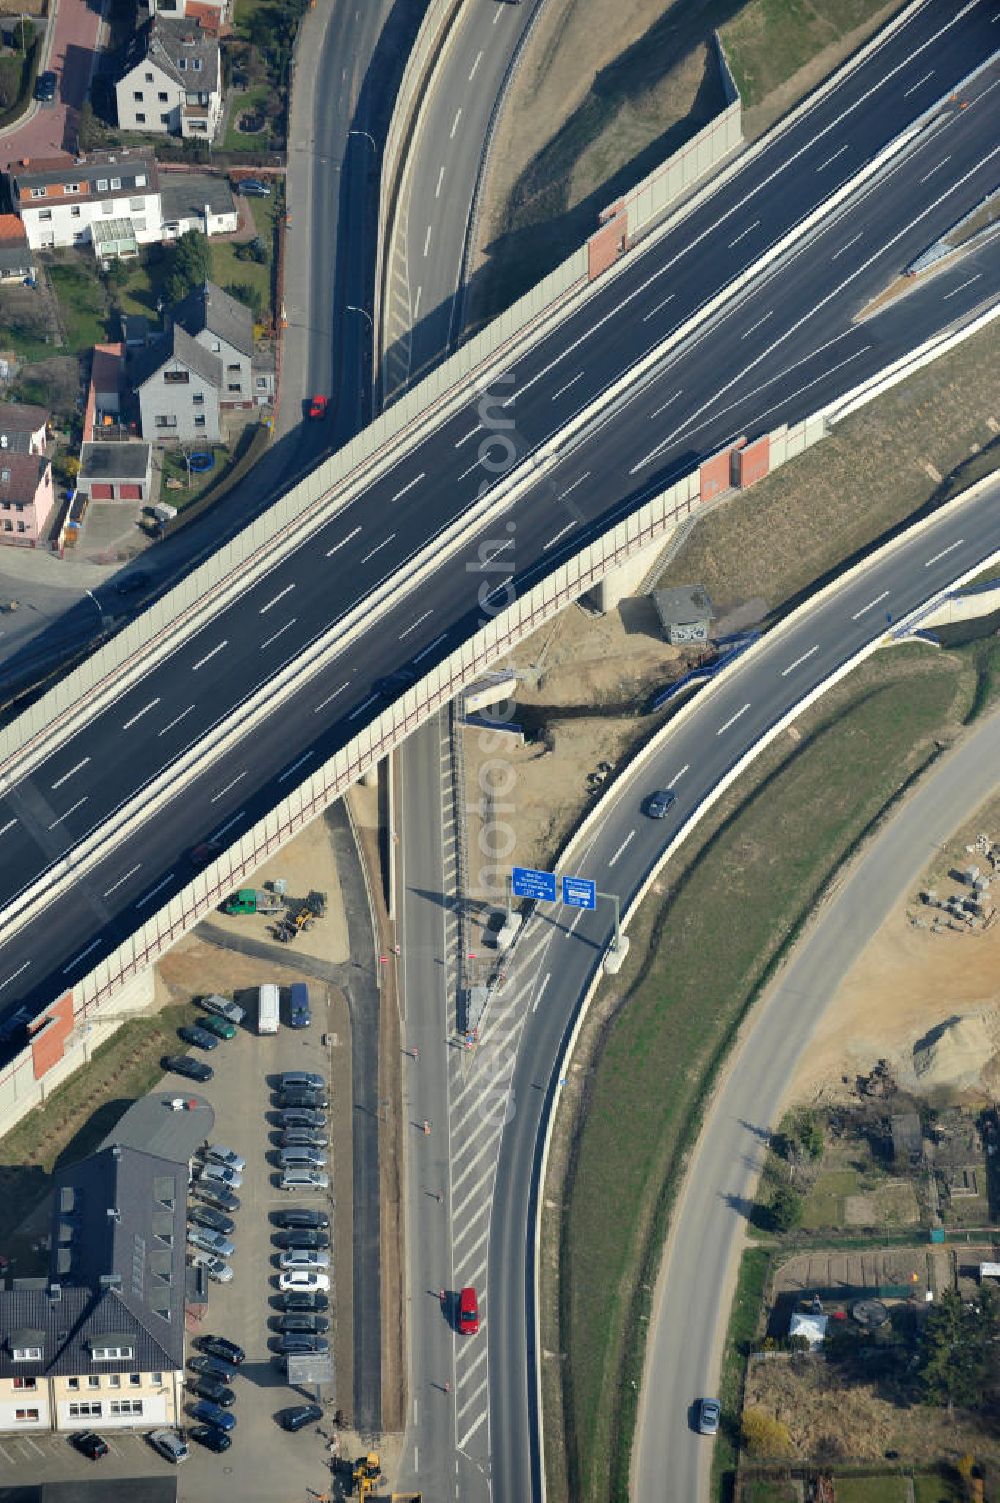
xmin=267 ymin=1074 xmax=333 ymax=1365
xmin=188 ymin=1144 xmax=246 ymax=1283
xmin=273 ymin=1071 xmax=330 ymax=1191
xmin=186 ymin=1334 xmax=247 ymax=1450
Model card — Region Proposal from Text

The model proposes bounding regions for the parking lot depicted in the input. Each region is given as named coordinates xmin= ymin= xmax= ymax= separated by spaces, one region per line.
xmin=0 ymin=978 xmax=353 ymax=1501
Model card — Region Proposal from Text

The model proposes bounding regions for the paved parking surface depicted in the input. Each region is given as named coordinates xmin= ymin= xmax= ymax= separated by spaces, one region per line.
xmin=0 ymin=1000 xmax=343 ymax=1500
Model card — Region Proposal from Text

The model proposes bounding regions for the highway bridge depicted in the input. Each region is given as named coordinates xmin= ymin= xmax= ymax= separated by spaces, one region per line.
xmin=0 ymin=0 xmax=995 ymax=1045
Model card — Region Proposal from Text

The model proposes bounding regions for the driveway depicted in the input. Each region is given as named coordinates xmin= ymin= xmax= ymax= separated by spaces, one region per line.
xmin=0 ymin=0 xmax=104 ymax=170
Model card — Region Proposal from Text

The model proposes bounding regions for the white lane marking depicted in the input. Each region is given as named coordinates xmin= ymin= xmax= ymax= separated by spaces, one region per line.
xmin=493 ymin=1 xmax=502 ymax=18
xmin=925 ymin=538 xmax=964 ymax=567
xmin=63 ymin=939 xmax=101 ymax=973
xmin=831 ymin=230 xmax=863 ymax=260
xmin=532 ymin=973 xmax=551 ymax=1013
xmin=422 ymin=225 xmax=432 ymax=256
xmin=565 ymin=906 xmax=585 ymax=939
xmin=458 ymin=456 xmax=482 ymax=481
xmin=400 ymin=610 xmax=433 ymax=639
xmin=716 ymin=703 xmax=750 ymax=736
xmin=667 ymin=763 xmax=689 ymax=789
xmin=212 ymin=813 xmax=245 ymax=840
xmin=414 ymin=285 xmax=422 ymax=319
xmin=414 ymin=631 xmax=448 ymax=662
xmin=557 ymin=471 xmax=590 ymax=500
xmin=543 ymin=521 xmax=576 ymax=552
xmin=918 ymin=155 xmax=951 ymax=184
xmin=0 ymin=961 xmax=30 ymax=991
xmin=191 ymin=640 xmax=227 ymax=671
xmin=741 ymin=310 xmax=772 ymax=340
xmin=450 ymin=108 xmax=462 ymax=139
xmin=0 ymin=818 xmax=16 ymax=838
xmin=816 ymin=143 xmax=848 ymax=171
xmin=608 ymin=830 xmax=635 ymax=868
xmin=325 ymin=526 xmax=362 ymax=557
xmin=552 ymin=372 xmax=584 ymax=399
xmin=348 ymin=693 xmax=379 ymax=721
xmin=435 ymin=165 xmax=445 ymax=198
xmin=136 ymin=873 xmax=174 ymax=908
xmin=482 ymin=573 xmax=513 ymax=604
xmin=469 ymin=48 xmax=483 ymax=80
xmin=211 ymin=771 xmax=248 ymax=804
xmin=727 ymin=219 xmax=759 ymax=248
xmin=650 ymin=389 xmax=683 ymax=418
xmin=780 ymin=645 xmax=819 ymax=677
xmin=48 ymin=796 xmax=86 ymax=829
xmin=122 ymin=699 xmax=160 ymax=731
xmin=455 ymin=423 xmax=482 ymax=448
xmin=361 ymin=534 xmax=395 ymax=563
xmin=158 ymin=704 xmax=195 ymax=737
xmin=904 ymin=69 xmax=935 ymax=96
xmin=943 ymin=274 xmax=981 ymax=301
xmin=103 ymin=864 xmax=142 ymax=899
xmin=391 ymin=473 xmax=425 ymax=503
xmin=51 ymin=757 xmax=90 ymax=789
xmin=259 ymin=583 xmax=295 ymax=614
xmin=314 ymin=683 xmax=350 ymax=714
xmin=457 ymin=1411 xmax=489 ymax=1451
xmin=851 ymin=590 xmax=890 ymax=620
xmin=261 ymin=619 xmax=296 ymax=651
xmin=279 ymin=752 xmax=315 ymax=783
xmin=642 ymin=292 xmax=675 ymax=322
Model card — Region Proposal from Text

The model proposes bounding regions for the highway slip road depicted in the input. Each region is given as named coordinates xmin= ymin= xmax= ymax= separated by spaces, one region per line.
xmin=484 ymin=471 xmax=1000 ymax=1501
xmin=0 ymin=0 xmax=996 ymax=1037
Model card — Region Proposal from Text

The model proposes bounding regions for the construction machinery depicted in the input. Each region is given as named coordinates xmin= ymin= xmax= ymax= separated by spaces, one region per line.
xmin=352 ymin=1452 xmax=382 ymax=1497
xmin=274 ymin=890 xmax=327 ymax=943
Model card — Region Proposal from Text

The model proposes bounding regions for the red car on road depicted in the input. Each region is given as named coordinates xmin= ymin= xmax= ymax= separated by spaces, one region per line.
xmin=458 ymin=1286 xmax=479 ymax=1335
xmin=308 ymin=395 xmax=328 ymax=420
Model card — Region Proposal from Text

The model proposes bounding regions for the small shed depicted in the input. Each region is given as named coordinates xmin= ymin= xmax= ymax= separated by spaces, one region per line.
xmin=652 ymin=584 xmax=715 ymax=644
xmin=979 ymin=1262 xmax=1000 ymax=1284
xmin=789 ymin=1310 xmax=828 ymax=1349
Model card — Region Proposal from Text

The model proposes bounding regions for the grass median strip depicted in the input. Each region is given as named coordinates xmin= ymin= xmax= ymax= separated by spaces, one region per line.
xmin=544 ymin=643 xmax=993 ymax=1503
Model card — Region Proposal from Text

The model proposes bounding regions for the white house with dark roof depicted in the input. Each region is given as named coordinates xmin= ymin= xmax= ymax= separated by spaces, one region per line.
xmin=132 ymin=321 xmax=223 ymax=441
xmin=115 ymin=16 xmax=222 ymax=139
xmin=0 ymin=401 xmax=48 ymax=456
xmin=0 ymin=1143 xmax=187 ymax=1432
xmin=170 ymin=279 xmax=254 ymax=408
xmin=8 ymin=150 xmax=161 ymax=254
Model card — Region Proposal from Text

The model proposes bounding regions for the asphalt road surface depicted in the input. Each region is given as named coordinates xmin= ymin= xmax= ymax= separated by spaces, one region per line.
xmin=633 ymin=699 xmax=1000 ymax=1502
xmin=482 ymin=470 xmax=1000 ymax=1501
xmin=0 ymin=5 xmax=997 ymax=1077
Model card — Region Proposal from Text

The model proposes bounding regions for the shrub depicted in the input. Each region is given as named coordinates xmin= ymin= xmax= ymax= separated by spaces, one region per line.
xmin=742 ymin=1407 xmax=792 ymax=1458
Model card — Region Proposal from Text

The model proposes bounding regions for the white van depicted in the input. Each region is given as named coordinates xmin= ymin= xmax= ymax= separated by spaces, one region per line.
xmin=258 ymin=983 xmax=279 ymax=1035
xmin=151 ymin=503 xmax=177 ymax=524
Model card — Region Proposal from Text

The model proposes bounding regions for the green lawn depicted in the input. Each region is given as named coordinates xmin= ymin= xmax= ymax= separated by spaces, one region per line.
xmin=160 ymin=443 xmax=231 ymax=509
xmin=114 ymin=250 xmax=171 ymax=320
xmin=558 ymin=649 xmax=976 ymax=1503
xmin=743 ymin=1483 xmax=799 ymax=1503
xmin=223 ymin=83 xmax=274 ymax=152
xmin=721 ymin=0 xmax=891 ymax=110
xmin=801 ymin=1167 xmax=863 ymax=1229
xmin=209 ymin=194 xmax=277 ymax=321
xmin=832 ymin=1477 xmax=911 ymax=1503
xmin=712 ymin=1248 xmax=771 ymax=1497
xmin=48 ymin=262 xmax=109 ymax=353
xmin=912 ymin=1473 xmax=965 ymax=1503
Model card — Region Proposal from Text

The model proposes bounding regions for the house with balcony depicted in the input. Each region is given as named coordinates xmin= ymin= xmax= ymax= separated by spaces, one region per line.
xmin=115 ymin=17 xmax=222 ymax=140
xmin=0 ymin=401 xmax=48 ymax=456
xmin=0 ymin=453 xmax=55 ymax=546
xmin=0 ymin=1143 xmax=187 ymax=1433
xmin=7 ymin=151 xmax=161 ymax=256
xmin=145 ymin=0 xmax=228 ymax=30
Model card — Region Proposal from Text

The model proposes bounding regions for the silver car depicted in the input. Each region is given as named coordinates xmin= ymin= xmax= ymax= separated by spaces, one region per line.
xmin=279 ymin=1146 xmax=327 ymax=1170
xmin=149 ymin=1428 xmax=189 ymax=1463
xmin=204 ymin=1144 xmax=246 ymax=1174
xmin=278 ymin=1249 xmax=330 ymax=1271
xmin=189 ymin=1249 xmax=234 ymax=1283
xmin=279 ymin=1169 xmax=329 ymax=1192
xmin=199 ymin=1160 xmax=243 ymax=1190
xmin=187 ymin=1227 xmax=235 ymax=1259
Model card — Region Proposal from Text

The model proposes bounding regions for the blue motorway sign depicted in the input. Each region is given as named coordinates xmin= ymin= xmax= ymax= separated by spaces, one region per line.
xmin=512 ymin=865 xmax=557 ymax=902
xmin=562 ymin=875 xmax=596 ymax=911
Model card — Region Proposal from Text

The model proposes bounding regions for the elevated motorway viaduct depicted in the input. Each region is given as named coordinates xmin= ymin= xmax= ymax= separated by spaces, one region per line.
xmin=0 ymin=0 xmax=996 ymax=1043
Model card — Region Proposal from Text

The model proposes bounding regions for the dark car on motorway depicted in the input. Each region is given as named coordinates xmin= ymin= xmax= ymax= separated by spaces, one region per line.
xmin=275 ymin=1312 xmax=329 ymax=1334
xmin=275 ymin=1334 xmax=329 ymax=1356
xmin=191 ymin=1377 xmax=236 ymax=1407
xmin=277 ymin=1289 xmax=329 ymax=1312
xmin=190 ymin=1423 xmax=232 ymax=1452
xmin=274 ymin=1207 xmax=329 ymax=1231
xmin=274 ymin=1229 xmax=330 ymax=1251
xmin=71 ymin=1431 xmax=109 ymax=1460
xmin=188 ymin=1354 xmax=236 ymax=1383
xmin=190 ymin=1399 xmax=236 ymax=1432
xmin=192 ymin=1181 xmax=240 ymax=1214
xmin=277 ymin=1087 xmax=329 ymax=1109
xmin=280 ymin=1129 xmax=326 ymax=1149
xmin=277 ymin=1108 xmax=327 ymax=1130
xmin=189 ymin=840 xmax=223 ymax=866
xmin=697 ymin=1397 xmax=721 ymax=1436
xmin=162 ymin=1053 xmax=213 ymax=1083
xmin=279 ymin=1403 xmax=323 ymax=1432
xmin=189 ymin=1204 xmax=235 ymax=1237
xmin=113 ymin=569 xmax=151 ymax=596
xmin=374 ymin=667 xmax=416 ymax=698
xmin=644 ymin=788 xmax=677 ymax=819
xmin=178 ymin=1024 xmax=219 ymax=1051
xmin=196 ymin=1334 xmax=245 ymax=1366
